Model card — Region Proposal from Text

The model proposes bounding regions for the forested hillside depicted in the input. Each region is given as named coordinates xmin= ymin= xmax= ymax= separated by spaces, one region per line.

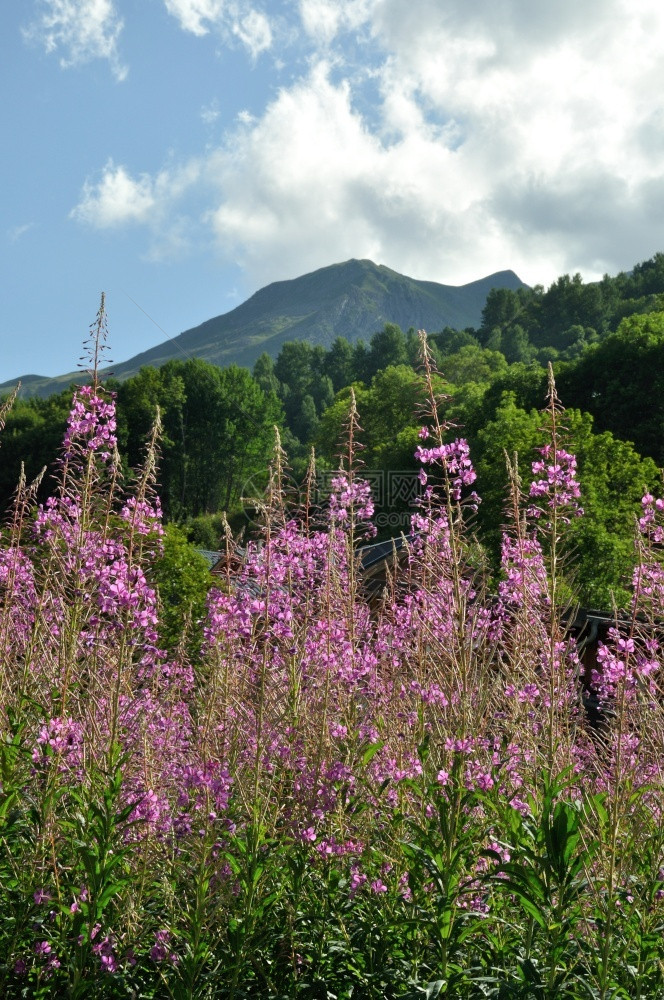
xmin=3 ymin=252 xmax=664 ymax=608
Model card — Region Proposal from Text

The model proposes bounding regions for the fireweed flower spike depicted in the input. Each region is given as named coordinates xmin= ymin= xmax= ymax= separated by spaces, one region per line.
xmin=328 ymin=474 xmax=376 ymax=538
xmin=525 ymin=368 xmax=584 ymax=776
xmin=62 ymin=385 xmax=118 ymax=461
xmin=591 ymin=488 xmax=664 ymax=717
xmin=527 ymin=444 xmax=583 ymax=523
xmin=415 ymin=438 xmax=478 ymax=503
xmin=408 ymin=331 xmax=491 ymax=746
xmin=526 ymin=366 xmax=583 ymax=528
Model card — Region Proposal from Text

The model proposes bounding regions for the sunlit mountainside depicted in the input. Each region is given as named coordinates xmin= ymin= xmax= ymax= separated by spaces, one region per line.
xmin=1 ymin=259 xmax=526 ymax=399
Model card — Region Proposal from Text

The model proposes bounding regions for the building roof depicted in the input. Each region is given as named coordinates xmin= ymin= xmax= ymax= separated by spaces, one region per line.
xmin=196 ymin=549 xmax=223 ymax=571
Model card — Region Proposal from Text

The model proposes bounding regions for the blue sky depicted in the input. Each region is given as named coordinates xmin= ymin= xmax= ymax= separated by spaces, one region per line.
xmin=3 ymin=0 xmax=664 ymax=382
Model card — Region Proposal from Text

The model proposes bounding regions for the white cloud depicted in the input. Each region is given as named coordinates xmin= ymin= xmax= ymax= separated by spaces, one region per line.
xmin=70 ymin=0 xmax=664 ymax=289
xmin=163 ymin=0 xmax=226 ymax=36
xmin=71 ymin=159 xmax=202 ymax=265
xmin=232 ymin=9 xmax=271 ymax=58
xmin=8 ymin=223 xmax=35 ymax=243
xmin=201 ymin=100 xmax=221 ymax=126
xmin=298 ymin=0 xmax=375 ymax=45
xmin=24 ymin=0 xmax=127 ymax=81
xmin=357 ymin=0 xmax=664 ymax=279
xmin=163 ymin=0 xmax=272 ymax=57
xmin=71 ymin=163 xmax=156 ymax=227
xmin=201 ymin=62 xmax=522 ymax=286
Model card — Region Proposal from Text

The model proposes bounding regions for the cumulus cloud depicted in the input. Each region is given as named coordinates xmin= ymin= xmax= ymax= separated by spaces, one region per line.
xmin=70 ymin=0 xmax=664 ymax=287
xmin=71 ymin=159 xmax=206 ymax=264
xmin=71 ymin=163 xmax=156 ymax=227
xmin=298 ymin=0 xmax=375 ymax=45
xmin=250 ymin=0 xmax=664 ymax=283
xmin=163 ymin=0 xmax=272 ymax=57
xmin=205 ymin=63 xmax=489 ymax=282
xmin=368 ymin=1 xmax=664 ymax=215
xmin=163 ymin=0 xmax=226 ymax=36
xmin=24 ymin=0 xmax=127 ymax=81
xmin=232 ymin=9 xmax=271 ymax=58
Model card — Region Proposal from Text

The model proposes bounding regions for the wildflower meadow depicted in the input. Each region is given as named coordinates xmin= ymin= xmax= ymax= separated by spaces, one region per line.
xmin=2 ymin=305 xmax=664 ymax=998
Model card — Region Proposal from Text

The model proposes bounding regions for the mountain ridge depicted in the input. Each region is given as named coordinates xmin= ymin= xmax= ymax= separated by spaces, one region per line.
xmin=1 ymin=259 xmax=527 ymax=398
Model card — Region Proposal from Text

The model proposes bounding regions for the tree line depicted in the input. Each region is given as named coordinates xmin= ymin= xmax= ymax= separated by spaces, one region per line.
xmin=3 ymin=252 xmax=664 ymax=608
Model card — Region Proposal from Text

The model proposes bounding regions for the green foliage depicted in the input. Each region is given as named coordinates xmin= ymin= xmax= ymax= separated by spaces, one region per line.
xmin=367 ymin=323 xmax=409 ymax=372
xmin=324 ymin=336 xmax=355 ymax=391
xmin=472 ymin=395 xmax=659 ymax=605
xmin=473 ymin=393 xmax=543 ymax=544
xmin=0 ymin=713 xmax=34 ymax=994
xmin=4 ymin=251 xmax=664 ymax=615
xmin=271 ymin=341 xmax=331 ymax=451
xmin=185 ymin=512 xmax=227 ymax=551
xmin=0 ymin=388 xmax=72 ymax=512
xmin=444 ymin=346 xmax=508 ymax=386
xmin=456 ymin=363 xmax=547 ymax=441
xmin=1 ymin=751 xmax=142 ymax=998
xmin=481 ymin=285 xmax=530 ymax=334
xmin=489 ymin=775 xmax=590 ymax=999
xmin=315 ymin=365 xmax=430 ymax=536
xmin=477 ymin=253 xmax=664 ymax=364
xmin=400 ymin=769 xmax=493 ymax=995
xmin=151 ymin=523 xmax=211 ymax=656
xmin=117 ymin=359 xmax=282 ymax=520
xmin=115 ymin=364 xmax=186 ymax=474
xmin=252 ymin=352 xmax=280 ymax=397
xmin=317 ymin=365 xmax=429 ymax=469
xmin=0 ymin=357 xmax=285 ymax=529
xmin=431 ymin=328 xmax=480 ymax=357
xmin=557 ymin=309 xmax=664 ymax=467
xmin=58 ymin=754 xmax=136 ymax=997
xmin=501 ymin=325 xmax=534 ymax=364
xmin=619 ymin=251 xmax=664 ymax=298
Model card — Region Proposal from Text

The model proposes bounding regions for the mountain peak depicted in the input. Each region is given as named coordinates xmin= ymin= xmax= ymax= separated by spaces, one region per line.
xmin=1 ymin=261 xmax=527 ymax=398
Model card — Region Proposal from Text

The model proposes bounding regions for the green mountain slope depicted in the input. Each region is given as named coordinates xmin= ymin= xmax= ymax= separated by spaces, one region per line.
xmin=2 ymin=259 xmax=526 ymax=398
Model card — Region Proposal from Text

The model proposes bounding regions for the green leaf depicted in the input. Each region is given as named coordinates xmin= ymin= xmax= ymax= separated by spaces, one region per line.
xmin=496 ymin=881 xmax=547 ymax=929
xmin=362 ymin=741 xmax=386 ymax=766
xmin=96 ymin=880 xmax=128 ymax=912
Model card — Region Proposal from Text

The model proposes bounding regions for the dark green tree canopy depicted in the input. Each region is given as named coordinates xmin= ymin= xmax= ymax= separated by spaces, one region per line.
xmin=117 ymin=358 xmax=282 ymax=520
xmin=557 ymin=309 xmax=664 ymax=466
xmin=367 ymin=323 xmax=409 ymax=373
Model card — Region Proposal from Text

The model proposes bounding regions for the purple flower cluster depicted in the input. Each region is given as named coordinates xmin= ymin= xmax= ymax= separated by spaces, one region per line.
xmin=639 ymin=493 xmax=664 ymax=543
xmin=498 ymin=533 xmax=549 ymax=609
xmin=527 ymin=444 xmax=583 ymax=522
xmin=328 ymin=474 xmax=377 ymax=538
xmin=32 ymin=717 xmax=84 ymax=776
xmin=415 ymin=437 xmax=477 ymax=501
xmin=591 ymin=630 xmax=658 ymax=704
xmin=63 ymin=384 xmax=117 ymax=460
